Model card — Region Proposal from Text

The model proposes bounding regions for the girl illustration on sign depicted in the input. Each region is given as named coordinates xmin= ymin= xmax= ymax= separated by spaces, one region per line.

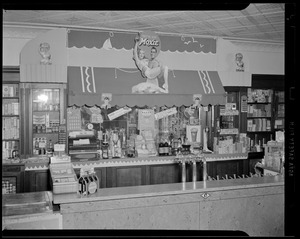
xmin=132 ymin=35 xmax=169 ymax=94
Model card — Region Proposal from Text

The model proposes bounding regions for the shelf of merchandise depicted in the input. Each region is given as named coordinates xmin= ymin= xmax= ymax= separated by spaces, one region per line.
xmin=2 ymin=82 xmax=20 ymax=161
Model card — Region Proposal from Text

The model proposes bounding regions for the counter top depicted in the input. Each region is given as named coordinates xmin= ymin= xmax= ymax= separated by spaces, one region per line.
xmin=53 ymin=175 xmax=284 ymax=205
xmin=71 ymin=153 xmax=248 ymax=168
xmin=17 ymin=153 xmax=248 ymax=170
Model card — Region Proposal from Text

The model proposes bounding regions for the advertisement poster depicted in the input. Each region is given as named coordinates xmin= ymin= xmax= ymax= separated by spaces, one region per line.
xmin=138 ymin=109 xmax=155 ymax=131
xmin=186 ymin=125 xmax=201 ymax=145
xmin=132 ymin=31 xmax=169 ymax=94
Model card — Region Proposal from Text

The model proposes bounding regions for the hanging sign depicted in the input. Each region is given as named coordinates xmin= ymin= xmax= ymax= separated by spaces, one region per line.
xmin=108 ymin=107 xmax=132 ymax=121
xmin=155 ymin=107 xmax=177 ymax=120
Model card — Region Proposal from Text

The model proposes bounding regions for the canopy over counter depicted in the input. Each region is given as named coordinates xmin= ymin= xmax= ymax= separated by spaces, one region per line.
xmin=68 ymin=67 xmax=226 ymax=107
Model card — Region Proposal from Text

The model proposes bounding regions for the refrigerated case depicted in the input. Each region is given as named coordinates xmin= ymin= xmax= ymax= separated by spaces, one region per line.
xmin=20 ymin=83 xmax=67 ymax=158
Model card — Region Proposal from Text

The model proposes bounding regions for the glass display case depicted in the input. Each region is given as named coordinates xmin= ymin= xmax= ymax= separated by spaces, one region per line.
xmin=20 ymin=83 xmax=67 ymax=158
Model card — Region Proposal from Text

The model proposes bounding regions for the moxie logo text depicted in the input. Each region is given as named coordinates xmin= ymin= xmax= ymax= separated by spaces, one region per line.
xmin=139 ymin=37 xmax=159 ymax=47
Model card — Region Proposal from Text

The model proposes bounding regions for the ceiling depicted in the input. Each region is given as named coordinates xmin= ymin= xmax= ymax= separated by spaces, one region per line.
xmin=3 ymin=4 xmax=285 ymax=43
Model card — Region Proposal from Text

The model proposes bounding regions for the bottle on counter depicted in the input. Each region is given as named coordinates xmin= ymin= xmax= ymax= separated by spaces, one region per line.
xmin=34 ymin=138 xmax=40 ymax=155
xmin=158 ymin=142 xmax=164 ymax=156
xmin=87 ymin=168 xmax=99 ymax=194
xmin=78 ymin=169 xmax=88 ymax=196
xmin=102 ymin=142 xmax=109 ymax=159
xmin=168 ymin=141 xmax=172 ymax=156
xmin=47 ymin=139 xmax=54 ymax=157
xmin=177 ymin=138 xmax=183 ymax=154
xmin=164 ymin=141 xmax=169 ymax=156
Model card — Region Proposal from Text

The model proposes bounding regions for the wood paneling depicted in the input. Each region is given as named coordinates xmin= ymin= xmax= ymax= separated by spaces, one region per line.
xmin=24 ymin=170 xmax=50 ymax=192
xmin=115 ymin=167 xmax=144 ymax=187
xmin=149 ymin=164 xmax=181 ymax=185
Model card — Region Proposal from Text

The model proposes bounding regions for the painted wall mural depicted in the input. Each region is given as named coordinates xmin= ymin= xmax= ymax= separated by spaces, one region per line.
xmin=67 ymin=30 xmax=216 ymax=53
xmin=67 ymin=29 xmax=218 ymax=72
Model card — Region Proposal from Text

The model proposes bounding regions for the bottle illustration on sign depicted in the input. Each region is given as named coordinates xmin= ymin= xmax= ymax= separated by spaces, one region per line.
xmin=132 ymin=31 xmax=169 ymax=94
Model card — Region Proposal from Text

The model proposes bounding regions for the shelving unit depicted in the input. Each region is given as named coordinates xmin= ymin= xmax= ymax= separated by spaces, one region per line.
xmin=246 ymin=88 xmax=285 ymax=151
xmin=274 ymin=91 xmax=285 ymax=130
xmin=2 ymin=83 xmax=20 ymax=161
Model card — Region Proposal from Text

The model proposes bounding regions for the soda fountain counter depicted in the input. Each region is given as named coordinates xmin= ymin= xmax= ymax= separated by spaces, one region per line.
xmin=52 ymin=174 xmax=284 ymax=236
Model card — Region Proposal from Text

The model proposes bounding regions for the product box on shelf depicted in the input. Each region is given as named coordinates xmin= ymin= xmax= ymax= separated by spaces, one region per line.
xmin=49 ymin=155 xmax=78 ymax=194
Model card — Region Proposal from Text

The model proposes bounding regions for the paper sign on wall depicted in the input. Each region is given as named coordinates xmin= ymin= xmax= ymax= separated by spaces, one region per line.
xmin=154 ymin=107 xmax=177 ymax=120
xmin=138 ymin=109 xmax=155 ymax=130
xmin=108 ymin=107 xmax=132 ymax=121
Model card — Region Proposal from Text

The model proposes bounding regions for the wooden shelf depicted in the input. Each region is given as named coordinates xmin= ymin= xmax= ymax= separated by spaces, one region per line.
xmin=247 ymin=116 xmax=271 ymax=118
xmin=2 ymin=115 xmax=19 ymax=117
xmin=247 ymin=131 xmax=272 ymax=133
xmin=2 ymin=97 xmax=19 ymax=99
xmin=247 ymin=102 xmax=271 ymax=104
xmin=33 ymin=110 xmax=59 ymax=113
xmin=2 ymin=139 xmax=19 ymax=141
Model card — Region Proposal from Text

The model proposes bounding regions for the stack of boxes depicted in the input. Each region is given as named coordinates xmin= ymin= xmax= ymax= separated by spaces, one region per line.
xmin=213 ymin=133 xmax=249 ymax=154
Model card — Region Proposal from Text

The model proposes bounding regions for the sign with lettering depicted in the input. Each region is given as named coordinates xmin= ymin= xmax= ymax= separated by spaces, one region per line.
xmin=155 ymin=107 xmax=177 ymax=120
xmin=108 ymin=107 xmax=132 ymax=121
xmin=138 ymin=31 xmax=161 ymax=59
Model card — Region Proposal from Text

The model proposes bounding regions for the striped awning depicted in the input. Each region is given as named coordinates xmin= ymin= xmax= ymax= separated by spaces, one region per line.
xmin=68 ymin=66 xmax=226 ymax=107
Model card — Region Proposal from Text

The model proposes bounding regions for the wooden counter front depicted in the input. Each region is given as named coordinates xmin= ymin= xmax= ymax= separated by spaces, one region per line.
xmin=54 ymin=175 xmax=284 ymax=236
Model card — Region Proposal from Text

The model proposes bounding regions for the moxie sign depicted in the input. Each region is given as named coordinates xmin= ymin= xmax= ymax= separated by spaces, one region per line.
xmin=138 ymin=31 xmax=161 ymax=59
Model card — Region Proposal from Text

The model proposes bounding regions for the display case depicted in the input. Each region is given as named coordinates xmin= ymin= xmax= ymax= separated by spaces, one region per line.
xmin=20 ymin=83 xmax=67 ymax=158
